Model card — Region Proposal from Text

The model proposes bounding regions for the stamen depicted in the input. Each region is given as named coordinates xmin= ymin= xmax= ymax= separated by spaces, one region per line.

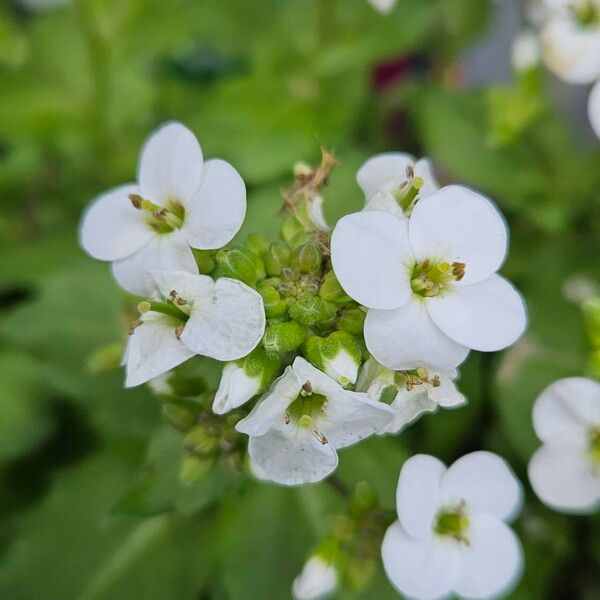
xmin=175 ymin=323 xmax=184 ymax=339
xmin=129 ymin=318 xmax=143 ymax=335
xmin=313 ymin=428 xmax=328 ymax=445
xmin=284 ymin=411 xmax=291 ymax=425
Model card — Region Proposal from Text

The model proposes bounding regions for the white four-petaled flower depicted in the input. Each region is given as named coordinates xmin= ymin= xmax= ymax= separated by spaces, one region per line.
xmin=331 ymin=186 xmax=527 ymax=371
xmin=79 ymin=122 xmax=246 ymax=296
xmin=528 ymin=377 xmax=600 ymax=513
xmin=292 ymin=556 xmax=338 ymax=600
xmin=124 ymin=270 xmax=265 ymax=387
xmin=235 ymin=357 xmax=393 ymax=486
xmin=356 ymin=357 xmax=466 ymax=434
xmin=382 ymin=452 xmax=523 ymax=600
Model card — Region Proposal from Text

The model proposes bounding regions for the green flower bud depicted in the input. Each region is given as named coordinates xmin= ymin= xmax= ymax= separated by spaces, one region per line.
xmin=315 ymin=301 xmax=338 ymax=329
xmin=319 ymin=271 xmax=351 ymax=304
xmin=86 ymin=341 xmax=124 ymax=373
xmin=246 ymin=233 xmax=269 ymax=256
xmin=291 ymin=242 xmax=322 ymax=274
xmin=298 ymin=273 xmax=319 ymax=296
xmin=304 ymin=331 xmax=362 ymax=386
xmin=287 ymin=230 xmax=311 ymax=249
xmin=281 ymin=266 xmax=301 ymax=282
xmin=338 ymin=306 xmax=366 ymax=335
xmin=288 ymin=295 xmax=328 ymax=326
xmin=266 ymin=241 xmax=291 ymax=276
xmin=192 ymin=249 xmax=216 ymax=274
xmin=349 ymin=481 xmax=378 ymax=517
xmin=243 ymin=347 xmax=281 ymax=391
xmin=281 ymin=215 xmax=304 ymax=243
xmin=180 ymin=453 xmax=213 ymax=485
xmin=216 ymin=246 xmax=265 ymax=286
xmin=263 ymin=320 xmax=308 ymax=356
xmin=258 ymin=285 xmax=288 ymax=318
xmin=184 ymin=426 xmax=218 ymax=457
xmin=162 ymin=402 xmax=197 ymax=431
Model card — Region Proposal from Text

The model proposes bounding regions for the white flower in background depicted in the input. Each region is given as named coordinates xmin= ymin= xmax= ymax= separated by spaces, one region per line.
xmin=236 ymin=357 xmax=393 ymax=486
xmin=511 ymin=29 xmax=542 ymax=71
xmin=292 ymin=556 xmax=338 ymax=600
xmin=588 ymin=78 xmax=600 ymax=137
xmin=356 ymin=357 xmax=466 ymax=434
xmin=79 ymin=122 xmax=246 ymax=296
xmin=368 ymin=0 xmax=398 ymax=14
xmin=331 ymin=186 xmax=527 ymax=371
xmin=528 ymin=377 xmax=600 ymax=513
xmin=124 ymin=270 xmax=265 ymax=387
xmin=540 ymin=0 xmax=600 ymax=84
xmin=357 ymin=153 xmax=439 ymax=218
xmin=382 ymin=452 xmax=523 ymax=600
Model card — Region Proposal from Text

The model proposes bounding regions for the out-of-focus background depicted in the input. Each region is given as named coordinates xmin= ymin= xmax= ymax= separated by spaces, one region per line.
xmin=0 ymin=1 xmax=598 ymax=598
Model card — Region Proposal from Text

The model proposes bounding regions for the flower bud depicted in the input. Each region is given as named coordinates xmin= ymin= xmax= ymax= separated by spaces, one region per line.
xmin=258 ymin=285 xmax=288 ymax=318
xmin=162 ymin=401 xmax=197 ymax=431
xmin=263 ymin=320 xmax=308 ymax=356
xmin=216 ymin=246 xmax=265 ymax=285
xmin=192 ymin=249 xmax=216 ymax=274
xmin=291 ymin=242 xmax=322 ymax=274
xmin=338 ymin=306 xmax=366 ymax=335
xmin=246 ymin=233 xmax=269 ymax=256
xmin=281 ymin=216 xmax=304 ymax=243
xmin=292 ymin=556 xmax=338 ymax=600
xmin=304 ymin=331 xmax=361 ymax=386
xmin=184 ymin=426 xmax=218 ymax=457
xmin=180 ymin=453 xmax=213 ymax=485
xmin=213 ymin=348 xmax=280 ymax=414
xmin=319 ymin=271 xmax=351 ymax=304
xmin=86 ymin=341 xmax=124 ymax=373
xmin=349 ymin=481 xmax=378 ymax=517
xmin=266 ymin=241 xmax=292 ymax=276
xmin=288 ymin=295 xmax=328 ymax=326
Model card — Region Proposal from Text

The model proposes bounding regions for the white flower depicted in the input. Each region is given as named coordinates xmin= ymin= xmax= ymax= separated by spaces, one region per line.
xmin=382 ymin=452 xmax=523 ymax=600
xmin=368 ymin=0 xmax=398 ymax=13
xmin=356 ymin=357 xmax=466 ymax=434
xmin=588 ymin=78 xmax=600 ymax=138
xmin=124 ymin=270 xmax=265 ymax=387
xmin=528 ymin=377 xmax=600 ymax=513
xmin=292 ymin=556 xmax=338 ymax=600
xmin=235 ymin=357 xmax=393 ymax=486
xmin=79 ymin=122 xmax=246 ymax=296
xmin=511 ymin=29 xmax=542 ymax=71
xmin=213 ymin=362 xmax=262 ymax=415
xmin=330 ymin=186 xmax=527 ymax=371
xmin=357 ymin=153 xmax=439 ymax=218
xmin=540 ymin=1 xmax=600 ymax=84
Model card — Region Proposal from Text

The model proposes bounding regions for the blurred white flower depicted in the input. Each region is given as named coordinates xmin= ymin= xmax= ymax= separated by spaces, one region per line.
xmin=79 ymin=122 xmax=246 ymax=296
xmin=331 ymin=186 xmax=527 ymax=371
xmin=511 ymin=29 xmax=542 ymax=71
xmin=356 ymin=357 xmax=466 ymax=434
xmin=367 ymin=0 xmax=398 ymax=14
xmin=236 ymin=357 xmax=393 ymax=486
xmin=528 ymin=377 xmax=600 ymax=513
xmin=124 ymin=270 xmax=265 ymax=387
xmin=588 ymin=78 xmax=600 ymax=137
xmin=382 ymin=452 xmax=523 ymax=600
xmin=292 ymin=556 xmax=338 ymax=600
xmin=357 ymin=153 xmax=439 ymax=218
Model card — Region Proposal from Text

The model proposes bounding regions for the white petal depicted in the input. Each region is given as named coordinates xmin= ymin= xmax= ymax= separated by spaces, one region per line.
xmin=528 ymin=441 xmax=600 ymax=514
xmin=247 ymin=426 xmax=339 ymax=486
xmin=323 ymin=349 xmax=359 ymax=385
xmin=409 ymin=186 xmax=508 ymax=285
xmin=138 ymin=121 xmax=204 ymax=206
xmin=182 ymin=158 xmax=246 ymax=250
xmin=441 ymin=451 xmax=522 ymax=522
xmin=381 ymin=521 xmax=461 ymax=600
xmin=357 ymin=153 xmax=416 ymax=198
xmin=355 ymin=356 xmax=394 ymax=394
xmin=363 ymin=191 xmax=406 ymax=218
xmin=365 ymin=300 xmax=470 ymax=370
xmin=331 ymin=211 xmax=413 ymax=310
xmin=212 ymin=363 xmax=261 ymax=415
xmin=124 ymin=313 xmax=194 ymax=387
xmin=426 ymin=274 xmax=527 ymax=352
xmin=180 ymin=277 xmax=265 ymax=361
xmin=111 ymin=231 xmax=198 ymax=296
xmin=385 ymin=388 xmax=438 ymax=434
xmin=541 ymin=17 xmax=600 ymax=84
xmin=533 ymin=377 xmax=600 ymax=443
xmin=397 ymin=454 xmax=446 ymax=540
xmin=79 ymin=184 xmax=153 ymax=261
xmin=148 ymin=269 xmax=214 ymax=304
xmin=292 ymin=557 xmax=337 ymax=600
xmin=589 ymin=80 xmax=600 ymax=139
xmin=236 ymin=367 xmax=300 ymax=437
xmin=428 ymin=371 xmax=466 ymax=408
xmin=454 ymin=515 xmax=523 ymax=600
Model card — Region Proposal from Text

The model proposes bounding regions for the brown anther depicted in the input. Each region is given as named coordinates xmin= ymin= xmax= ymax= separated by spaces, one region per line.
xmin=420 ymin=259 xmax=430 ymax=269
xmin=176 ymin=298 xmax=188 ymax=306
xmin=320 ymin=401 xmax=328 ymax=414
xmin=129 ymin=193 xmax=143 ymax=209
xmin=405 ymin=380 xmax=414 ymax=392
xmin=314 ymin=429 xmax=328 ymax=445
xmin=452 ymin=262 xmax=466 ymax=281
xmin=169 ymin=290 xmax=177 ymax=299
xmin=284 ymin=411 xmax=291 ymax=425
xmin=302 ymin=381 xmax=312 ymax=395
xmin=431 ymin=375 xmax=441 ymax=388
xmin=175 ymin=323 xmax=184 ymax=339
xmin=153 ymin=208 xmax=166 ymax=218
xmin=128 ymin=318 xmax=143 ymax=335
xmin=406 ymin=165 xmax=414 ymax=179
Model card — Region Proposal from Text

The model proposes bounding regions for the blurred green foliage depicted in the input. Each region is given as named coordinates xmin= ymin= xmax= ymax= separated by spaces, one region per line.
xmin=0 ymin=0 xmax=599 ymax=598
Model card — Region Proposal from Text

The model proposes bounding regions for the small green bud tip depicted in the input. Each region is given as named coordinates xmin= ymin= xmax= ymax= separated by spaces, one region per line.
xmin=137 ymin=300 xmax=151 ymax=314
xmin=299 ymin=414 xmax=313 ymax=428
xmin=434 ymin=507 xmax=470 ymax=542
xmin=180 ymin=454 xmax=212 ymax=485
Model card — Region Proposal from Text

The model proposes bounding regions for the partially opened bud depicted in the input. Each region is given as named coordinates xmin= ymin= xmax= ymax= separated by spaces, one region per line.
xmin=292 ymin=555 xmax=338 ymax=600
xmin=266 ymin=241 xmax=292 ymax=276
xmin=213 ymin=348 xmax=280 ymax=414
xmin=304 ymin=331 xmax=361 ymax=386
xmin=263 ymin=320 xmax=308 ymax=356
xmin=216 ymin=246 xmax=265 ymax=285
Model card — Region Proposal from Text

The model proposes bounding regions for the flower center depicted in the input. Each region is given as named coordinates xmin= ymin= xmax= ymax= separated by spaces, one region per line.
xmin=571 ymin=1 xmax=600 ymax=26
xmin=395 ymin=367 xmax=441 ymax=391
xmin=589 ymin=427 xmax=600 ymax=464
xmin=434 ymin=503 xmax=470 ymax=544
xmin=285 ymin=383 xmax=329 ymax=444
xmin=410 ymin=259 xmax=465 ymax=297
xmin=129 ymin=194 xmax=185 ymax=234
xmin=130 ymin=290 xmax=190 ymax=338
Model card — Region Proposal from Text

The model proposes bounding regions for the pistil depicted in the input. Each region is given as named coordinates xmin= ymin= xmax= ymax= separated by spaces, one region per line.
xmin=434 ymin=503 xmax=470 ymax=544
xmin=129 ymin=193 xmax=184 ymax=233
xmin=410 ymin=259 xmax=466 ymax=297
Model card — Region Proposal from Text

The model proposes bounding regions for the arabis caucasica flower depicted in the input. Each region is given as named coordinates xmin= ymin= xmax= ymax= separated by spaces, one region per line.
xmin=331 ymin=186 xmax=527 ymax=371
xmin=357 ymin=153 xmax=438 ymax=218
xmin=292 ymin=556 xmax=338 ymax=600
xmin=356 ymin=357 xmax=466 ymax=434
xmin=528 ymin=377 xmax=600 ymax=513
xmin=79 ymin=122 xmax=246 ymax=296
xmin=124 ymin=270 xmax=265 ymax=387
xmin=382 ymin=452 xmax=523 ymax=600
xmin=235 ymin=357 xmax=393 ymax=486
